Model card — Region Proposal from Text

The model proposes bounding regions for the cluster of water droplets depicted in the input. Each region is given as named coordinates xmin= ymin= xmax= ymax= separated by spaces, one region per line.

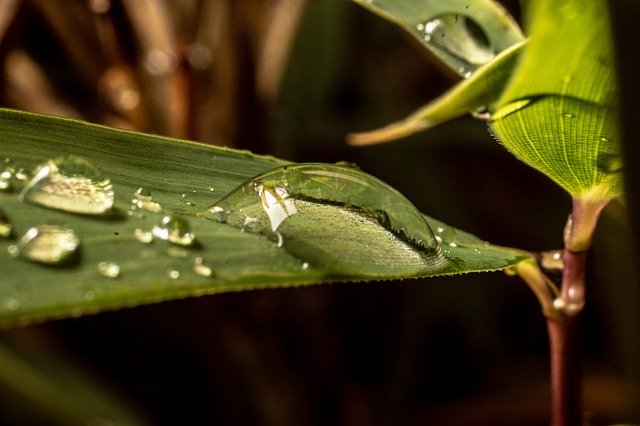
xmin=1 ymin=155 xmax=216 ymax=301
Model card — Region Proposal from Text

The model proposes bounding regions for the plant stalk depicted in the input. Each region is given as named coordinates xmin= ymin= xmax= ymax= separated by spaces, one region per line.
xmin=547 ymin=249 xmax=587 ymax=426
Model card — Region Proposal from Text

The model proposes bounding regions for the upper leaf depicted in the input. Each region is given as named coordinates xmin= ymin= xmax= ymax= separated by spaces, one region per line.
xmin=0 ymin=109 xmax=528 ymax=326
xmin=352 ymin=0 xmax=524 ymax=77
xmin=489 ymin=0 xmax=620 ymax=198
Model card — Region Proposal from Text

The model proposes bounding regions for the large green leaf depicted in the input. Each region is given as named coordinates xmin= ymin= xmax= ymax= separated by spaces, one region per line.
xmin=351 ymin=0 xmax=524 ymax=77
xmin=0 ymin=109 xmax=529 ymax=326
xmin=489 ymin=0 xmax=620 ymax=198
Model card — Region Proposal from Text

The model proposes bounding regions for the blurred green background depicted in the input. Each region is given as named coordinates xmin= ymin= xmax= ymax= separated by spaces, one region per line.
xmin=0 ymin=0 xmax=638 ymax=424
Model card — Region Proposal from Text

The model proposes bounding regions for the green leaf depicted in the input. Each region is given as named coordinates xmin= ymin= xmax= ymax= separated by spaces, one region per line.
xmin=348 ymin=40 xmax=525 ymax=145
xmin=0 ymin=109 xmax=529 ymax=326
xmin=351 ymin=0 xmax=524 ymax=77
xmin=489 ymin=0 xmax=620 ymax=198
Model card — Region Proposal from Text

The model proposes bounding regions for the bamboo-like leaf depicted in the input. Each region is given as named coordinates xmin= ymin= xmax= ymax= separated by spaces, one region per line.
xmin=348 ymin=40 xmax=525 ymax=145
xmin=0 ymin=109 xmax=529 ymax=326
xmin=351 ymin=0 xmax=524 ymax=77
xmin=489 ymin=0 xmax=620 ymax=198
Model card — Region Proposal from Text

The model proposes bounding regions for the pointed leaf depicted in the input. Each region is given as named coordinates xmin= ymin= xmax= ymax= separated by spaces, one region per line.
xmin=351 ymin=0 xmax=524 ymax=77
xmin=0 ymin=109 xmax=529 ymax=326
xmin=348 ymin=40 xmax=525 ymax=145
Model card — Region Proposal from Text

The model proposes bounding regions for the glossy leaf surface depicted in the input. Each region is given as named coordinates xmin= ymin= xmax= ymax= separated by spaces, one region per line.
xmin=0 ymin=109 xmax=529 ymax=326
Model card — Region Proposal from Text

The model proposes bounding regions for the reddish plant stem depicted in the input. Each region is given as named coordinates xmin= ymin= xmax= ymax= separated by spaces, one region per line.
xmin=548 ymin=249 xmax=588 ymax=426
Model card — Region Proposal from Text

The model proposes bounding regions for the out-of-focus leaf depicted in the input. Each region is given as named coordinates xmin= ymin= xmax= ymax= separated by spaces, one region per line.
xmin=351 ymin=0 xmax=524 ymax=77
xmin=0 ymin=109 xmax=529 ymax=326
xmin=348 ymin=40 xmax=525 ymax=145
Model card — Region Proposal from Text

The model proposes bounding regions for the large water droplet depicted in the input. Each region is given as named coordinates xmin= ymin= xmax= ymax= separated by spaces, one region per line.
xmin=8 ymin=225 xmax=80 ymax=265
xmin=152 ymin=215 xmax=196 ymax=246
xmin=0 ymin=208 xmax=13 ymax=238
xmin=206 ymin=163 xmax=445 ymax=276
xmin=20 ymin=156 xmax=114 ymax=215
xmin=416 ymin=14 xmax=495 ymax=77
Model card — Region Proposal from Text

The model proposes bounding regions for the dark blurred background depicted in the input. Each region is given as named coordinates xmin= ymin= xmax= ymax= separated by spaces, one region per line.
xmin=0 ymin=0 xmax=638 ymax=424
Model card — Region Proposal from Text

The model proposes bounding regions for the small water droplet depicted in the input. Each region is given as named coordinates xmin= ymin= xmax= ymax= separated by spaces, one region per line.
xmin=193 ymin=257 xmax=213 ymax=277
xmin=152 ymin=216 xmax=196 ymax=246
xmin=552 ymin=298 xmax=583 ymax=315
xmin=564 ymin=113 xmax=573 ymax=118
xmin=134 ymin=228 xmax=154 ymax=244
xmin=8 ymin=225 xmax=80 ymax=265
xmin=167 ymin=269 xmax=180 ymax=279
xmin=0 ymin=168 xmax=12 ymax=191
xmin=415 ymin=14 xmax=495 ymax=77
xmin=472 ymin=106 xmax=492 ymax=121
xmin=0 ymin=208 xmax=13 ymax=238
xmin=208 ymin=187 xmax=215 ymax=192
xmin=98 ymin=261 xmax=120 ymax=278
xmin=301 ymin=262 xmax=310 ymax=270
xmin=473 ymin=248 xmax=481 ymax=254
xmin=4 ymin=298 xmax=19 ymax=310
xmin=131 ymin=187 xmax=162 ymax=213
xmin=20 ymin=156 xmax=114 ymax=215
xmin=448 ymin=242 xmax=458 ymax=247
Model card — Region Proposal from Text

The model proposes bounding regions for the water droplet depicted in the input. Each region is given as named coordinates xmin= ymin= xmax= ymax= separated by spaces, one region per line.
xmin=301 ymin=262 xmax=310 ymax=270
xmin=415 ymin=14 xmax=495 ymax=76
xmin=131 ymin=187 xmax=162 ymax=213
xmin=0 ymin=209 xmax=13 ymax=238
xmin=134 ymin=228 xmax=154 ymax=244
xmin=206 ymin=163 xmax=445 ymax=276
xmin=448 ymin=242 xmax=458 ymax=247
xmin=564 ymin=113 xmax=573 ymax=118
xmin=0 ymin=168 xmax=12 ymax=191
xmin=473 ymin=248 xmax=481 ymax=254
xmin=4 ymin=298 xmax=19 ymax=310
xmin=193 ymin=257 xmax=213 ymax=277
xmin=8 ymin=225 xmax=80 ymax=265
xmin=596 ymin=152 xmax=622 ymax=174
xmin=152 ymin=216 xmax=195 ymax=246
xmin=167 ymin=269 xmax=180 ymax=279
xmin=97 ymin=261 xmax=120 ymax=278
xmin=472 ymin=106 xmax=492 ymax=121
xmin=552 ymin=297 xmax=583 ymax=316
xmin=19 ymin=156 xmax=114 ymax=215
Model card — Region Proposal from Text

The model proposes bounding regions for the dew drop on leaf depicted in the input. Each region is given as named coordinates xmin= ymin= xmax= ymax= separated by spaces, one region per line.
xmin=134 ymin=228 xmax=154 ymax=244
xmin=8 ymin=225 xmax=80 ymax=265
xmin=206 ymin=163 xmax=446 ymax=276
xmin=152 ymin=215 xmax=195 ymax=246
xmin=415 ymin=14 xmax=495 ymax=77
xmin=130 ymin=187 xmax=162 ymax=214
xmin=97 ymin=261 xmax=120 ymax=278
xmin=0 ymin=208 xmax=13 ymax=238
xmin=193 ymin=257 xmax=213 ymax=277
xmin=19 ymin=156 xmax=114 ymax=215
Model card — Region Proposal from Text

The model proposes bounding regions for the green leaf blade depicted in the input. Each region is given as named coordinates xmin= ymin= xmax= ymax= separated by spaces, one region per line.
xmin=0 ymin=109 xmax=528 ymax=326
xmin=490 ymin=0 xmax=621 ymax=198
